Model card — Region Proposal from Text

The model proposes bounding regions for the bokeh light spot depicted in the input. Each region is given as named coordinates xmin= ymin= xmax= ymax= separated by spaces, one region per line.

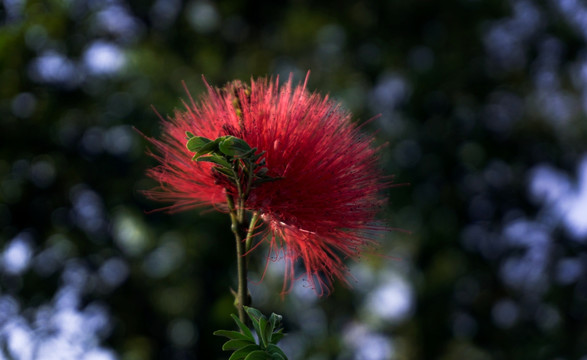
xmin=187 ymin=0 xmax=219 ymax=34
xmin=83 ymin=41 xmax=126 ymax=76
xmin=11 ymin=92 xmax=37 ymax=118
xmin=1 ymin=233 xmax=33 ymax=275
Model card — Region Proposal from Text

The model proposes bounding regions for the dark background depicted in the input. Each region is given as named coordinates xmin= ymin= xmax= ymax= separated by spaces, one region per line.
xmin=1 ymin=0 xmax=586 ymax=359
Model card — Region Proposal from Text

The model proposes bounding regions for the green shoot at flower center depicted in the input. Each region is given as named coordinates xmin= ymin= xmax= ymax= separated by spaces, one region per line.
xmin=186 ymin=133 xmax=279 ymax=199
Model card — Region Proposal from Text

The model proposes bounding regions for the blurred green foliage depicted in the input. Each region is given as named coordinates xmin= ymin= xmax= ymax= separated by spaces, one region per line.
xmin=1 ymin=0 xmax=587 ymax=359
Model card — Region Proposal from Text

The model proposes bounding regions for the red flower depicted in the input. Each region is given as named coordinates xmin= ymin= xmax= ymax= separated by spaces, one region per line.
xmin=144 ymin=74 xmax=390 ymax=295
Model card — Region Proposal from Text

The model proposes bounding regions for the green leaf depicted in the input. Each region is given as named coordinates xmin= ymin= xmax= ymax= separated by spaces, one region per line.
xmin=234 ymin=146 xmax=257 ymax=159
xmin=223 ymin=339 xmax=254 ymax=351
xmin=270 ymin=354 xmax=285 ymax=360
xmin=258 ymin=316 xmax=269 ymax=347
xmin=186 ymin=136 xmax=211 ymax=152
xmin=185 ymin=131 xmax=195 ymax=139
xmin=256 ymin=167 xmax=268 ymax=176
xmin=191 ymin=138 xmax=221 ymax=160
xmin=269 ymin=312 xmax=282 ymax=326
xmin=270 ymin=330 xmax=284 ymax=345
xmin=244 ymin=306 xmax=264 ymax=323
xmin=250 ymin=321 xmax=263 ymax=345
xmin=213 ymin=330 xmax=255 ymax=343
xmin=266 ymin=344 xmax=288 ymax=360
xmin=245 ymin=307 xmax=265 ymax=342
xmin=230 ymin=314 xmax=255 ymax=340
xmin=219 ymin=136 xmax=252 ymax=157
xmin=228 ymin=345 xmax=261 ymax=360
xmin=213 ymin=166 xmax=237 ymax=179
xmin=196 ymin=154 xmax=232 ymax=168
xmin=244 ymin=350 xmax=271 ymax=360
xmin=249 ymin=150 xmax=265 ymax=162
xmin=268 ymin=313 xmax=281 ymax=339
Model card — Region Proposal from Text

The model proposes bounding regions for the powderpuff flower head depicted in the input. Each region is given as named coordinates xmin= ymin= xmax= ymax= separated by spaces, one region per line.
xmin=144 ymin=73 xmax=390 ymax=295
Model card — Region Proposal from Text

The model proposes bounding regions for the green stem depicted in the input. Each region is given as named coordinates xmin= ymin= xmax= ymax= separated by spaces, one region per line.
xmin=226 ymin=194 xmax=247 ymax=324
xmin=226 ymin=193 xmax=254 ymax=326
xmin=226 ymin=156 xmax=259 ymax=326
xmin=230 ymin=164 xmax=246 ymax=224
xmin=245 ymin=212 xmax=259 ymax=255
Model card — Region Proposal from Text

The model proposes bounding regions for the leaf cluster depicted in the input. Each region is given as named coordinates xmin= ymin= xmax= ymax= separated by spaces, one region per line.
xmin=185 ymin=133 xmax=279 ymax=194
xmin=214 ymin=306 xmax=288 ymax=360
